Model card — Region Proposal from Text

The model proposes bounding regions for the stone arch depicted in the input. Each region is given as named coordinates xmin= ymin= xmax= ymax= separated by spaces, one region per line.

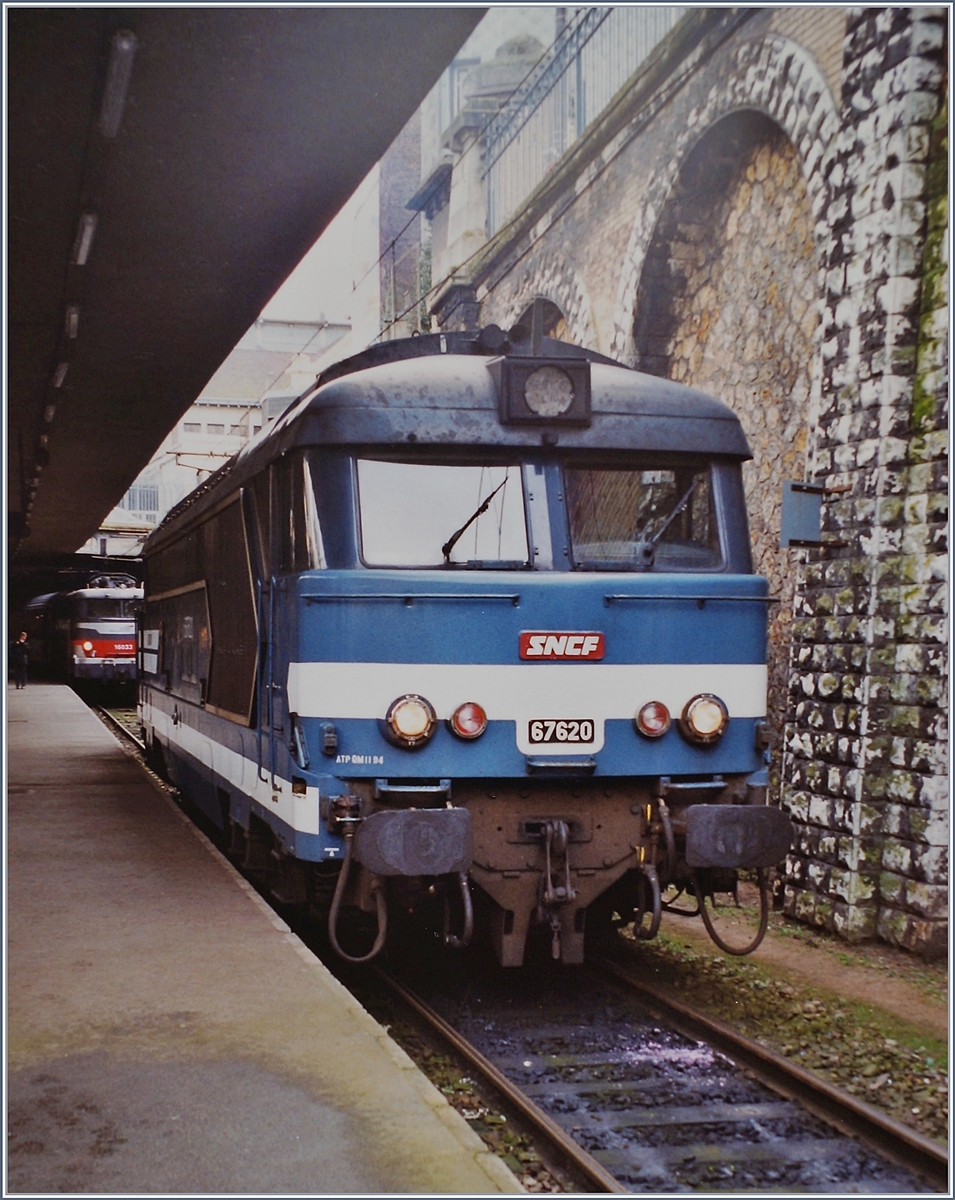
xmin=515 ymin=297 xmax=568 ymax=340
xmin=485 ymin=263 xmax=598 ymax=351
xmin=613 ymin=33 xmax=841 ymax=771
xmin=631 ymin=107 xmax=823 ymax=754
xmin=610 ymin=33 xmax=839 ymax=364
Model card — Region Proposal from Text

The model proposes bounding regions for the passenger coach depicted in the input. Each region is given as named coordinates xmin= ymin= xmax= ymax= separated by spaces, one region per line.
xmin=140 ymin=327 xmax=790 ymax=965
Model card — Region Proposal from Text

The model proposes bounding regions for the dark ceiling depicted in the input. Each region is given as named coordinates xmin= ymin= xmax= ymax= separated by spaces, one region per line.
xmin=8 ymin=7 xmax=483 ymax=558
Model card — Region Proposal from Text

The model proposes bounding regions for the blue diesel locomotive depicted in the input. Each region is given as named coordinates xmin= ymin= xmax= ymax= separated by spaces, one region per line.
xmin=139 ymin=327 xmax=791 ymax=965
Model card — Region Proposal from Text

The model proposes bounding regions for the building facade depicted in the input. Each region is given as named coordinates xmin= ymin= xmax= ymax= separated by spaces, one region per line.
xmin=81 ymin=316 xmax=348 ymax=553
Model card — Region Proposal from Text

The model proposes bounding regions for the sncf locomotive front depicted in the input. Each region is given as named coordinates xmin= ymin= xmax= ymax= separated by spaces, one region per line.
xmin=140 ymin=330 xmax=791 ymax=966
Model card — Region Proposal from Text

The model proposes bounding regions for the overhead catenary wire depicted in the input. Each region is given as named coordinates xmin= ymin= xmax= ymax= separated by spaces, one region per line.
xmin=214 ymin=317 xmax=333 ymax=433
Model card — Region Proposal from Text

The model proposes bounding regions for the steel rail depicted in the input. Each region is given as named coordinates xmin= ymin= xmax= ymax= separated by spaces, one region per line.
xmin=95 ymin=705 xmax=145 ymax=752
xmin=593 ymin=954 xmax=949 ymax=1192
xmin=371 ymin=966 xmax=626 ymax=1194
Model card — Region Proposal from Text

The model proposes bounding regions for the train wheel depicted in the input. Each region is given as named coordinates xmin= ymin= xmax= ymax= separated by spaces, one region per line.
xmin=224 ymin=819 xmax=247 ymax=864
xmin=307 ymin=861 xmax=340 ymax=925
xmin=583 ymin=892 xmax=622 ymax=957
xmin=270 ymin=853 xmax=309 ymax=907
xmin=693 ymin=868 xmax=769 ymax=956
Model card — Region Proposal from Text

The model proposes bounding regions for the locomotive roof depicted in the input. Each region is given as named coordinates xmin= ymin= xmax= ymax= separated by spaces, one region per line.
xmin=65 ymin=587 xmax=144 ymax=600
xmin=23 ymin=592 xmax=59 ymax=610
xmin=149 ymin=333 xmax=751 ymax=549
xmin=22 ymin=586 xmax=142 ymax=611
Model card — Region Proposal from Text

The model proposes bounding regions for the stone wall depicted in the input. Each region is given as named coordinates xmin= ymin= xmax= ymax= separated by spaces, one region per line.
xmin=767 ymin=6 xmax=846 ymax=104
xmin=632 ymin=111 xmax=819 ymax=759
xmin=426 ymin=7 xmax=948 ymax=954
xmin=781 ymin=8 xmax=948 ymax=955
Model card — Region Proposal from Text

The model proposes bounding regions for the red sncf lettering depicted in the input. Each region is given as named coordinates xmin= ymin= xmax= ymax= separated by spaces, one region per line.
xmin=519 ymin=632 xmax=605 ymax=660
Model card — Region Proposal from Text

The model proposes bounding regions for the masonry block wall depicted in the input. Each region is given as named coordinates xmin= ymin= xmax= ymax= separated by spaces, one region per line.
xmin=431 ymin=7 xmax=947 ymax=953
xmin=781 ymin=8 xmax=948 ymax=955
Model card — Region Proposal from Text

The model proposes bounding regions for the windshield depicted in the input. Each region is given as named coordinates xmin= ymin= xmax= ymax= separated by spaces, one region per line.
xmin=357 ymin=459 xmax=529 ymax=568
xmin=564 ymin=466 xmax=721 ymax=570
xmin=74 ymin=598 xmax=142 ymax=618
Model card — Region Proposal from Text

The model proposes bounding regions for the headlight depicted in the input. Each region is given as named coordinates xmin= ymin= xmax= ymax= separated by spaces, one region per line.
xmin=679 ymin=694 xmax=728 ymax=745
xmin=83 ymin=641 xmax=93 ymax=653
xmin=635 ymin=700 xmax=670 ymax=738
xmin=449 ymin=701 xmax=487 ymax=740
xmin=386 ymin=694 xmax=437 ymax=748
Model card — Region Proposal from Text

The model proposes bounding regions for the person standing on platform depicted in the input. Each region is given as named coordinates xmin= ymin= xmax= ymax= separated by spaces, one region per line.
xmin=11 ymin=631 xmax=30 ymax=689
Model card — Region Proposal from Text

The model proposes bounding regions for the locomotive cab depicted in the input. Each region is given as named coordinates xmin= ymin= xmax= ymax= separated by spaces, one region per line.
xmin=140 ymin=329 xmax=791 ymax=966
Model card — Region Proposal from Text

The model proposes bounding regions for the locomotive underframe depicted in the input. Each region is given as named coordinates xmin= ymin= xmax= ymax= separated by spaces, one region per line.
xmin=145 ymin=693 xmax=781 ymax=967
xmin=330 ymin=775 xmax=755 ymax=966
xmin=462 ymin=781 xmax=648 ymax=966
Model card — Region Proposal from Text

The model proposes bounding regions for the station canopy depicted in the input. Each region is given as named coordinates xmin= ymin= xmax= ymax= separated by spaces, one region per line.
xmin=8 ymin=8 xmax=483 ymax=558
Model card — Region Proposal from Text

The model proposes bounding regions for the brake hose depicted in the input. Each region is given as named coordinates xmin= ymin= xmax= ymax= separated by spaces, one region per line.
xmin=442 ymin=872 xmax=474 ymax=949
xmin=694 ymin=867 xmax=769 ymax=956
xmin=328 ymin=831 xmax=388 ymax=963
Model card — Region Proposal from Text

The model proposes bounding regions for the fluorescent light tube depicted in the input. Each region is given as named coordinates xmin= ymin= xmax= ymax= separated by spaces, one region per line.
xmin=99 ymin=30 xmax=138 ymax=138
xmin=72 ymin=213 xmax=97 ymax=265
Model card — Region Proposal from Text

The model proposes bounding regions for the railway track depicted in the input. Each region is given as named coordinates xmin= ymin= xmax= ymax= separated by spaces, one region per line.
xmin=371 ymin=957 xmax=946 ymax=1194
xmin=95 ymin=705 xmax=144 ymax=751
xmin=93 ymin=704 xmax=947 ymax=1192
xmin=593 ymin=954 xmax=948 ymax=1190
xmin=372 ymin=966 xmax=625 ymax=1193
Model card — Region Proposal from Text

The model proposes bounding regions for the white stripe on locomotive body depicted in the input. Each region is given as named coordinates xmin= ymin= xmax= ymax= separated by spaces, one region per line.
xmin=146 ymin=704 xmax=321 ymax=835
xmin=286 ymin=661 xmax=767 ymax=756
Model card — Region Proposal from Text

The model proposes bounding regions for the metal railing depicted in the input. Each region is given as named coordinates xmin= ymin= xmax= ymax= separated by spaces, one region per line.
xmin=484 ymin=6 xmax=686 ymax=235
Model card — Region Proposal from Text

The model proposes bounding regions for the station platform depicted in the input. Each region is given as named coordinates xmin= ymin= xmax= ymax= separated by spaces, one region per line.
xmin=7 ymin=683 xmax=520 ymax=1194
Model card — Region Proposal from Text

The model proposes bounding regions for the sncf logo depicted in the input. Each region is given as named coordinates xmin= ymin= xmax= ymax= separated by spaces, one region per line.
xmin=520 ymin=632 xmax=605 ymax=660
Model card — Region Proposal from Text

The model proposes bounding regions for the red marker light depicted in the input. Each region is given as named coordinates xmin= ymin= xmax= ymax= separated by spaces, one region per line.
xmin=635 ymin=700 xmax=670 ymax=738
xmin=449 ymin=701 xmax=487 ymax=740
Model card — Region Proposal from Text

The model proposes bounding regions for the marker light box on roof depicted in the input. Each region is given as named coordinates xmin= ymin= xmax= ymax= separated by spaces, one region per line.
xmin=489 ymin=356 xmax=592 ymax=426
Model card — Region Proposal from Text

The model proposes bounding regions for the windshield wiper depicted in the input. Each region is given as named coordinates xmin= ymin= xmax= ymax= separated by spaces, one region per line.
xmin=441 ymin=477 xmax=509 ymax=563
xmin=638 ymin=478 xmax=700 ymax=552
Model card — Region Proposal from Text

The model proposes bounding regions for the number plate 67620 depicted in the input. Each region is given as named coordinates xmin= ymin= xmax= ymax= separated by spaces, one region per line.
xmin=528 ymin=719 xmax=595 ymax=744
